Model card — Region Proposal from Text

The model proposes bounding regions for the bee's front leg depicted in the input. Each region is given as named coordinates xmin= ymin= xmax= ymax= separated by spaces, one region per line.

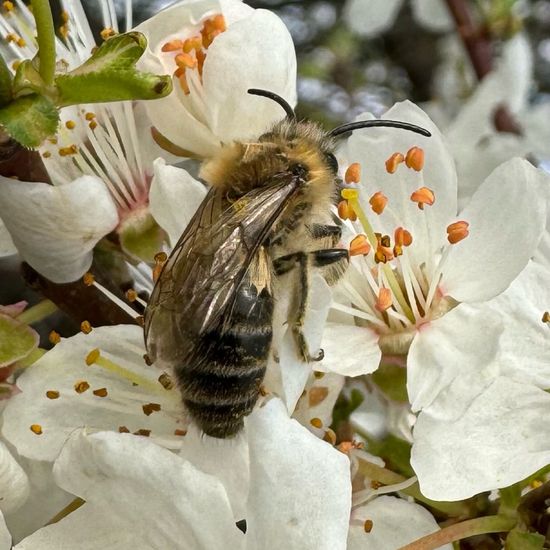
xmin=273 ymin=248 xmax=348 ymax=363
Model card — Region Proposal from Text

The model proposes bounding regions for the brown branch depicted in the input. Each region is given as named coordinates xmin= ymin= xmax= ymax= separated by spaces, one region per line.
xmin=445 ymin=0 xmax=521 ymax=135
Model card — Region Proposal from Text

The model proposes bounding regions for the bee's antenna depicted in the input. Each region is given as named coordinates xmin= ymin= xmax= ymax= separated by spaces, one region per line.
xmin=330 ymin=119 xmax=431 ymax=138
xmin=247 ymin=88 xmax=296 ymax=121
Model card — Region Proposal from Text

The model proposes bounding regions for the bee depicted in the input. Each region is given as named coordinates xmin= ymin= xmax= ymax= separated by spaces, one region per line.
xmin=144 ymin=89 xmax=430 ymax=438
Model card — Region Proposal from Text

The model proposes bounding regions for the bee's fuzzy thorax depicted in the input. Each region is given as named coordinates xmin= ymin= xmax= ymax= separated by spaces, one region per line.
xmin=199 ymin=119 xmax=337 ymax=204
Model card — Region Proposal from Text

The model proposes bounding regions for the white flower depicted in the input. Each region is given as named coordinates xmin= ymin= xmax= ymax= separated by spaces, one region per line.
xmin=15 ymin=398 xmax=351 ymax=550
xmin=0 ymin=511 xmax=10 ymax=550
xmin=0 ymin=1 xmax=206 ymax=283
xmin=0 ymin=220 xmax=15 ymax=258
xmin=320 ymin=101 xmax=550 ymax=499
xmin=135 ymin=0 xmax=297 ymax=158
xmin=343 ymin=0 xmax=453 ymax=38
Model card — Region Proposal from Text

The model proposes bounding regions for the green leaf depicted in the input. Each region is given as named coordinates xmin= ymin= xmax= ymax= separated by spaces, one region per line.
xmin=505 ymin=529 xmax=545 ymax=550
xmin=0 ymin=314 xmax=39 ymax=367
xmin=0 ymin=93 xmax=59 ymax=148
xmin=0 ymin=54 xmax=13 ymax=106
xmin=55 ymin=32 xmax=172 ymax=106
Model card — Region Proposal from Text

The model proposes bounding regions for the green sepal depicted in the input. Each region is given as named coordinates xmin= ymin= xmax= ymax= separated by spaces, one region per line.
xmin=0 ymin=54 xmax=13 ymax=106
xmin=12 ymin=59 xmax=47 ymax=98
xmin=0 ymin=93 xmax=59 ymax=148
xmin=0 ymin=314 xmax=39 ymax=367
xmin=119 ymin=211 xmax=168 ymax=264
xmin=55 ymin=32 xmax=172 ymax=106
xmin=505 ymin=529 xmax=545 ymax=550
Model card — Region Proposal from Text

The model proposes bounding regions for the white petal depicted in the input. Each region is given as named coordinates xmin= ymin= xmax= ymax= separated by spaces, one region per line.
xmin=0 ymin=512 xmax=10 ymax=550
xmin=0 ymin=441 xmax=29 ymax=515
xmin=202 ymin=9 xmax=297 ymax=142
xmin=341 ymin=101 xmax=457 ymax=270
xmin=0 ymin=176 xmax=118 ymax=283
xmin=178 ymin=426 xmax=249 ymax=520
xmin=407 ymin=305 xmax=503 ymax=412
xmin=412 ymin=0 xmax=453 ymax=32
xmin=348 ymin=496 xmax=452 ymax=550
xmin=440 ymin=159 xmax=547 ymax=302
xmin=343 ymin=0 xmax=403 ymax=37
xmin=484 ymin=261 xmax=550 ymax=388
xmin=2 ymin=325 xmax=185 ymax=462
xmin=0 ymin=219 xmax=16 ymax=257
xmin=412 ymin=377 xmax=550 ymax=501
xmin=319 ymin=322 xmax=381 ymax=377
xmin=148 ymin=158 xmax=207 ymax=246
xmin=16 ymin=430 xmax=243 ymax=550
xmin=245 ymin=398 xmax=351 ymax=550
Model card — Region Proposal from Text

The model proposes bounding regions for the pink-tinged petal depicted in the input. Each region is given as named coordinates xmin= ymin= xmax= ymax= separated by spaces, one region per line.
xmin=407 ymin=305 xmax=503 ymax=412
xmin=484 ymin=261 xmax=550 ymax=388
xmin=341 ymin=101 xmax=457 ymax=271
xmin=0 ymin=176 xmax=118 ymax=283
xmin=202 ymin=9 xmax=297 ymax=142
xmin=348 ymin=496 xmax=452 ymax=550
xmin=246 ymin=398 xmax=351 ymax=550
xmin=0 ymin=302 xmax=27 ymax=318
xmin=440 ymin=159 xmax=547 ymax=302
xmin=16 ymin=430 xmax=243 ymax=549
xmin=2 ymin=326 xmax=184 ymax=462
xmin=344 ymin=0 xmax=403 ymax=37
xmin=148 ymin=159 xmax=207 ymax=246
xmin=412 ymin=377 xmax=550 ymax=501
xmin=319 ymin=322 xmax=381 ymax=377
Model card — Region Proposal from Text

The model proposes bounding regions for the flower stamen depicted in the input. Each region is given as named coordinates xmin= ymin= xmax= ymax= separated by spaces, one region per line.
xmin=410 ymin=187 xmax=435 ymax=210
xmin=446 ymin=220 xmax=470 ymax=244
xmin=385 ymin=152 xmax=405 ymax=174
xmin=405 ymin=146 xmax=424 ymax=171
xmin=369 ymin=192 xmax=388 ymax=215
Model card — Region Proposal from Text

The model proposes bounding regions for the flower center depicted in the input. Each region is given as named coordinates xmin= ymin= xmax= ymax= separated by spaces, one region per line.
xmin=161 ymin=14 xmax=227 ymax=95
xmin=336 ymin=147 xmax=469 ymax=337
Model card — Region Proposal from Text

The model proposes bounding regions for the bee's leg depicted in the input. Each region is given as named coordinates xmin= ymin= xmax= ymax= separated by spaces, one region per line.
xmin=312 ymin=247 xmax=349 ymax=286
xmin=309 ymin=224 xmax=342 ymax=246
xmin=273 ymin=248 xmax=348 ymax=362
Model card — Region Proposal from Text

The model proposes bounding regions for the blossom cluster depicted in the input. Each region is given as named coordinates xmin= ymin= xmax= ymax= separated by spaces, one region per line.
xmin=0 ymin=1 xmax=549 ymax=549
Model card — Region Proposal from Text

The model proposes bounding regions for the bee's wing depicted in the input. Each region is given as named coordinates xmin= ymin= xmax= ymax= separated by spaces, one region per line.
xmin=144 ymin=172 xmax=302 ymax=365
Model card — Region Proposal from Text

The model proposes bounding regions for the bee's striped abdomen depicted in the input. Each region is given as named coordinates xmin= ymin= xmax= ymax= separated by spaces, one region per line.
xmin=177 ymin=282 xmax=273 ymax=438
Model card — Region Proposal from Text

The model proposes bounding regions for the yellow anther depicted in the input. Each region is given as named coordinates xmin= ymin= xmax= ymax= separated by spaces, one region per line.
xmin=42 ymin=151 xmax=51 ymax=158
xmin=80 ymin=320 xmax=92 ymax=334
xmin=142 ymin=403 xmax=161 ymax=416
xmin=161 ymin=39 xmax=184 ymax=52
xmin=337 ymin=200 xmax=357 ymax=222
xmin=313 ymin=370 xmax=325 ymax=379
xmin=349 ymin=234 xmax=371 ymax=257
xmin=85 ymin=112 xmax=96 ymax=121
xmin=30 ymin=424 xmax=43 ymax=435
xmin=134 ymin=429 xmax=151 ymax=437
xmin=364 ymin=519 xmax=374 ymax=533
xmin=5 ymin=33 xmax=16 ymax=42
xmin=183 ymin=35 xmax=203 ymax=53
xmin=410 ymin=187 xmax=435 ymax=210
xmin=74 ymin=380 xmax=90 ymax=393
xmin=59 ymin=145 xmax=78 ymax=156
xmin=405 ymin=146 xmax=424 ymax=171
xmin=82 ymin=272 xmax=95 ymax=286
xmin=48 ymin=330 xmax=61 ymax=345
xmin=46 ymin=390 xmax=60 ymax=399
xmin=125 ymin=289 xmax=138 ymax=302
xmin=65 ymin=120 xmax=76 ymax=130
xmin=100 ymin=27 xmax=116 ymax=40
xmin=542 ymin=312 xmax=550 ymax=324
xmin=93 ymin=388 xmax=108 ymax=397
xmin=3 ymin=2 xmax=14 ymax=12
xmin=61 ymin=10 xmax=69 ymax=23
xmin=174 ymin=429 xmax=187 ymax=436
xmin=89 ymin=120 xmax=98 ymax=130
xmin=119 ymin=426 xmax=130 ymax=433
xmin=394 ymin=226 xmax=413 ymax=256
xmin=345 ymin=162 xmax=361 ymax=184
xmin=385 ymin=152 xmax=404 ymax=174
xmin=310 ymin=417 xmax=323 ymax=429
xmin=85 ymin=348 xmax=100 ymax=366
xmin=375 ymin=288 xmax=392 ymax=312
xmin=446 ymin=220 xmax=469 ymax=244
xmin=308 ymin=386 xmax=329 ymax=407
xmin=175 ymin=52 xmax=197 ymax=69
xmin=323 ymin=428 xmax=337 ymax=445
xmin=341 ymin=188 xmax=359 ymax=200
xmin=153 ymin=252 xmax=168 ymax=282
xmin=48 ymin=137 xmax=58 ymax=144
xmin=369 ymin=191 xmax=388 ymax=215
xmin=16 ymin=37 xmax=25 ymax=47
xmin=11 ymin=60 xmax=20 ymax=70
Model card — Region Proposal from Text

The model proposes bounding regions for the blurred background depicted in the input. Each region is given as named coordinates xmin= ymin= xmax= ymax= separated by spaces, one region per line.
xmin=2 ymin=0 xmax=550 ymax=342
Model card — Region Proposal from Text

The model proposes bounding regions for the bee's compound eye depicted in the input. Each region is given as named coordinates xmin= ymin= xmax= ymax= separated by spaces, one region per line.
xmin=325 ymin=152 xmax=339 ymax=173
